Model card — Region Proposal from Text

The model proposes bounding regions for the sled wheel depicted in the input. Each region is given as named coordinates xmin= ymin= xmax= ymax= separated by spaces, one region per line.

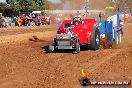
xmin=49 ymin=43 xmax=55 ymax=53
xmin=76 ymin=42 xmax=80 ymax=53
xmin=90 ymin=27 xmax=100 ymax=50
xmin=80 ymin=77 xmax=91 ymax=86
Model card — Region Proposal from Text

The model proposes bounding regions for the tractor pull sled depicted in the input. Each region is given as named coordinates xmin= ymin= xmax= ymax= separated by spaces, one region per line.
xmin=49 ymin=10 xmax=123 ymax=53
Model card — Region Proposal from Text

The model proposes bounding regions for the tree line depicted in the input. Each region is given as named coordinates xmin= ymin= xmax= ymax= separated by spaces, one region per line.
xmin=0 ymin=0 xmax=49 ymax=16
xmin=0 ymin=0 xmax=131 ymax=16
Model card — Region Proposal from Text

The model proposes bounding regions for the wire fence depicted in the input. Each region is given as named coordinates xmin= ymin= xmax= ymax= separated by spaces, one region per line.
xmin=47 ymin=10 xmax=104 ymax=14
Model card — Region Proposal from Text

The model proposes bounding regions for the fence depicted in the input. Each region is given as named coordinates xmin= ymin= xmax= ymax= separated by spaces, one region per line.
xmin=47 ymin=10 xmax=104 ymax=14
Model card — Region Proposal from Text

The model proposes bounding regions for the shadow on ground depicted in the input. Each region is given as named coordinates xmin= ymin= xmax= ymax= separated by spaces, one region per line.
xmin=41 ymin=45 xmax=95 ymax=54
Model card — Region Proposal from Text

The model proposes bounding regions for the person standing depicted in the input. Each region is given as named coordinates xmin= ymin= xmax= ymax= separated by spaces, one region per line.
xmin=120 ymin=16 xmax=124 ymax=36
xmin=0 ymin=16 xmax=4 ymax=28
xmin=37 ymin=14 xmax=42 ymax=26
xmin=17 ymin=17 xmax=23 ymax=26
xmin=124 ymin=13 xmax=129 ymax=23
xmin=57 ymin=16 xmax=61 ymax=28
xmin=76 ymin=11 xmax=81 ymax=18
xmin=4 ymin=16 xmax=8 ymax=27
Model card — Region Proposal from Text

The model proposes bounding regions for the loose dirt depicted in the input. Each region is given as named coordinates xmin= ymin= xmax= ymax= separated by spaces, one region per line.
xmin=0 ymin=23 xmax=131 ymax=88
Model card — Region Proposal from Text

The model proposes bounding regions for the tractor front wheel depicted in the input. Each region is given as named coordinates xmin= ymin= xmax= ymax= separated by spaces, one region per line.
xmin=76 ymin=43 xmax=80 ymax=53
xmin=49 ymin=43 xmax=55 ymax=53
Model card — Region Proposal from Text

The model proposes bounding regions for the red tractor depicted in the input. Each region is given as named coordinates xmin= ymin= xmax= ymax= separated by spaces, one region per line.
xmin=49 ymin=17 xmax=100 ymax=53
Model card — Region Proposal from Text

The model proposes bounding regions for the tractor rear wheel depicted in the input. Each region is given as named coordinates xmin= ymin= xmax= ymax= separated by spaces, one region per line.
xmin=90 ymin=27 xmax=100 ymax=50
xmin=76 ymin=42 xmax=80 ymax=53
xmin=49 ymin=43 xmax=55 ymax=53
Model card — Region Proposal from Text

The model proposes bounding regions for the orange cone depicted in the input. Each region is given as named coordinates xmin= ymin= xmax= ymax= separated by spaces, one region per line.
xmin=81 ymin=69 xmax=88 ymax=77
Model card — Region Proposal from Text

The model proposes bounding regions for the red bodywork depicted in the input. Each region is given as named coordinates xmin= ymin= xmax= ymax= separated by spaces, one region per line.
xmin=59 ymin=19 xmax=96 ymax=44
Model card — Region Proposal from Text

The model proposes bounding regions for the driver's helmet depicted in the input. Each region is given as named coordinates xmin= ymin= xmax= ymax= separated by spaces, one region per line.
xmin=73 ymin=17 xmax=81 ymax=24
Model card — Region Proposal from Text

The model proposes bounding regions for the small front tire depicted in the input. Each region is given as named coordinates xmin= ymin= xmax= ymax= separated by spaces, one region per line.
xmin=49 ymin=43 xmax=55 ymax=53
xmin=76 ymin=43 xmax=80 ymax=53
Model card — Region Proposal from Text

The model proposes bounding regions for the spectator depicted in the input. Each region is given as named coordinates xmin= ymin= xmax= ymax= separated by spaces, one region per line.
xmin=22 ymin=14 xmax=28 ymax=26
xmin=17 ymin=17 xmax=23 ymax=26
xmin=4 ymin=16 xmax=8 ymax=27
xmin=41 ymin=16 xmax=46 ymax=25
xmin=37 ymin=14 xmax=42 ymax=26
xmin=57 ymin=16 xmax=62 ymax=28
xmin=0 ymin=14 xmax=54 ymax=28
xmin=0 ymin=16 xmax=4 ymax=28
xmin=32 ymin=14 xmax=39 ymax=26
xmin=27 ymin=16 xmax=32 ymax=26
xmin=10 ymin=16 xmax=17 ymax=27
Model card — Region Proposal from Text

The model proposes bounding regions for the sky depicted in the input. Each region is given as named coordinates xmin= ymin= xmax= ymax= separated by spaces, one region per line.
xmin=0 ymin=0 xmax=61 ymax=3
xmin=0 ymin=0 xmax=6 ymax=2
xmin=48 ymin=0 xmax=61 ymax=3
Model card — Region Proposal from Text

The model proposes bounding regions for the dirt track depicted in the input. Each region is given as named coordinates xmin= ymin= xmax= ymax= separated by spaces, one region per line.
xmin=0 ymin=23 xmax=132 ymax=88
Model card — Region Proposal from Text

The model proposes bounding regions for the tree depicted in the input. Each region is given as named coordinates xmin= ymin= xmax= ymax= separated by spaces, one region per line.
xmin=0 ymin=3 xmax=7 ymax=13
xmin=5 ymin=0 xmax=49 ymax=15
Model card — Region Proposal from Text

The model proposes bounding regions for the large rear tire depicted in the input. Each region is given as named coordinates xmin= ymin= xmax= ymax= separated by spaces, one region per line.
xmin=90 ymin=27 xmax=100 ymax=50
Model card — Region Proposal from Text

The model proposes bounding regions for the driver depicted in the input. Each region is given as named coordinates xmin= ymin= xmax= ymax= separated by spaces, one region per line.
xmin=73 ymin=17 xmax=81 ymax=25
